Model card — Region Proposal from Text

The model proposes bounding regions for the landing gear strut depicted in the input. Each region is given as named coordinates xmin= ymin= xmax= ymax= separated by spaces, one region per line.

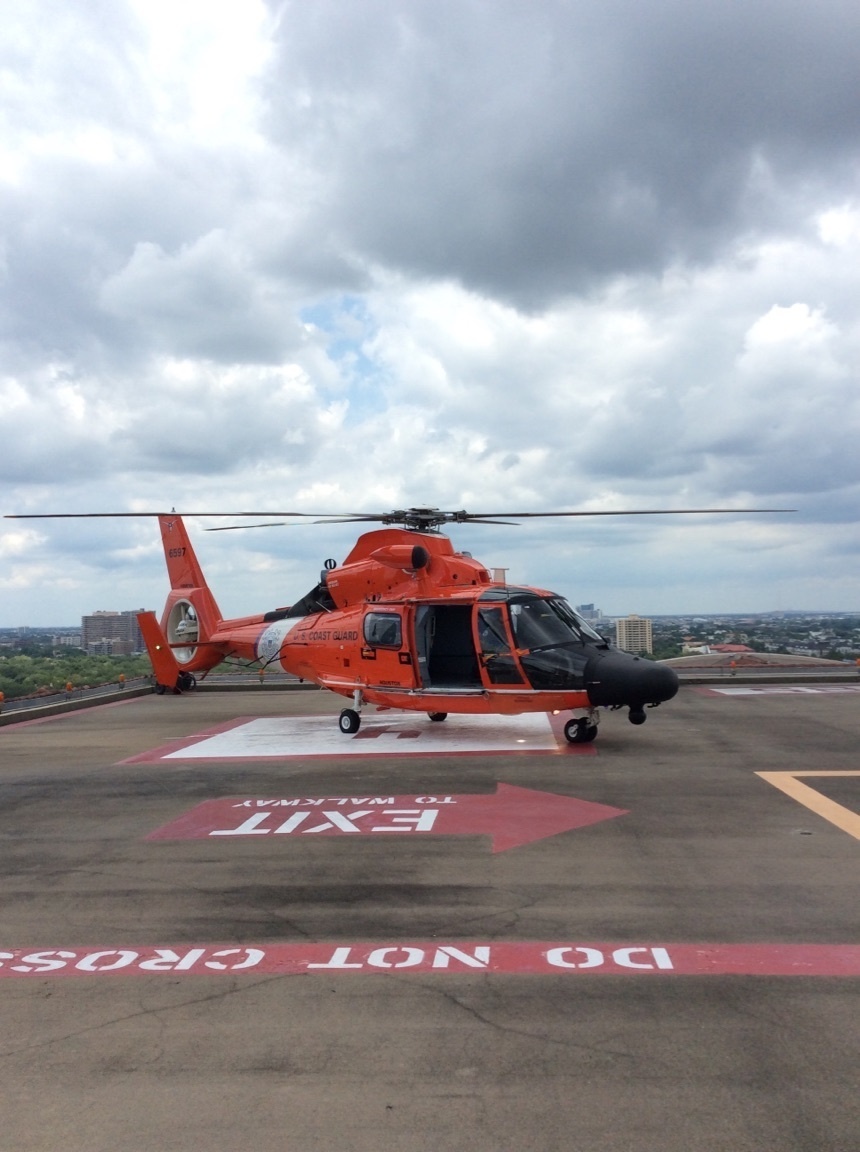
xmin=338 ymin=689 xmax=364 ymax=734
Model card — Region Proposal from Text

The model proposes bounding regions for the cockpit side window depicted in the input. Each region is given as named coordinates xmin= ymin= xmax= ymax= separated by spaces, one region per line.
xmin=364 ymin=612 xmax=402 ymax=648
xmin=477 ymin=606 xmax=525 ymax=685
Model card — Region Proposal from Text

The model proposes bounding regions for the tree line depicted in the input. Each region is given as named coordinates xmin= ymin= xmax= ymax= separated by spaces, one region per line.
xmin=0 ymin=652 xmax=153 ymax=700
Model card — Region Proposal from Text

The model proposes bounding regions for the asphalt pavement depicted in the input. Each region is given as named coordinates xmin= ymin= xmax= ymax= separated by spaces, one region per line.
xmin=0 ymin=684 xmax=858 ymax=1152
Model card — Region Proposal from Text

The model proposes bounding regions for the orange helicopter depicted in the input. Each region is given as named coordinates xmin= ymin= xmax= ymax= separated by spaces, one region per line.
xmin=6 ymin=504 xmax=790 ymax=743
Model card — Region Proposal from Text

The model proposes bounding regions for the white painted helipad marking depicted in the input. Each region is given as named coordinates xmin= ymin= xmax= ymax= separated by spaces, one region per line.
xmin=704 ymin=684 xmax=860 ymax=696
xmin=157 ymin=712 xmax=572 ymax=761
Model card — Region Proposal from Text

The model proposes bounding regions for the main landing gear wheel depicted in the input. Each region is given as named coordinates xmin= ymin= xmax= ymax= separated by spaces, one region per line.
xmin=428 ymin=712 xmax=448 ymax=722
xmin=564 ymin=718 xmax=598 ymax=744
xmin=338 ymin=708 xmax=361 ymax=734
xmin=177 ymin=671 xmax=197 ymax=692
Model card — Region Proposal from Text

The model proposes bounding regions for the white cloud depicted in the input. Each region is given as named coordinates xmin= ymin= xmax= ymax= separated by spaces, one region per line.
xmin=0 ymin=527 xmax=44 ymax=559
xmin=817 ymin=205 xmax=860 ymax=247
xmin=126 ymin=0 xmax=272 ymax=145
xmin=744 ymin=303 xmax=835 ymax=350
xmin=1 ymin=0 xmax=859 ymax=623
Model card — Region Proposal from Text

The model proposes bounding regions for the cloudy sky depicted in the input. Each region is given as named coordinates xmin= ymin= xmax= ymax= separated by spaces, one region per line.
xmin=2 ymin=0 xmax=859 ymax=626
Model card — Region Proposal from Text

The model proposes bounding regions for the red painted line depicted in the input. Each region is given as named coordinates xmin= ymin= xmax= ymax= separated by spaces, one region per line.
xmin=2 ymin=942 xmax=858 ymax=979
xmin=145 ymin=785 xmax=628 ymax=852
xmin=118 ymin=716 xmax=253 ymax=764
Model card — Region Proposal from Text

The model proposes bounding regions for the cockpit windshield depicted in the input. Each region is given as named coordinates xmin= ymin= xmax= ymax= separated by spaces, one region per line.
xmin=545 ymin=597 xmax=605 ymax=643
xmin=508 ymin=596 xmax=604 ymax=648
xmin=505 ymin=595 xmax=605 ymax=690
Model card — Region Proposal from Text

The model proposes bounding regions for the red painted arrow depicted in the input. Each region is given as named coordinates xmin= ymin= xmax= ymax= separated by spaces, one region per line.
xmin=436 ymin=784 xmax=627 ymax=851
xmin=147 ymin=784 xmax=627 ymax=852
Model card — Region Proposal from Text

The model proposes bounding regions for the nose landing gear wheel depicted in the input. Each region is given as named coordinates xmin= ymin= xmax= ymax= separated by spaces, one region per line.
xmin=427 ymin=712 xmax=448 ymax=722
xmin=338 ymin=708 xmax=361 ymax=734
xmin=564 ymin=717 xmax=598 ymax=744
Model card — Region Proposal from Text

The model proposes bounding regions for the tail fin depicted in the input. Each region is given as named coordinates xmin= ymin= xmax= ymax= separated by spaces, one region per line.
xmin=159 ymin=515 xmax=213 ymax=592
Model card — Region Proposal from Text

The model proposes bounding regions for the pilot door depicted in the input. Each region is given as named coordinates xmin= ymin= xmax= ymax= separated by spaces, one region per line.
xmin=414 ymin=604 xmax=525 ymax=689
xmin=475 ymin=604 xmax=526 ymax=685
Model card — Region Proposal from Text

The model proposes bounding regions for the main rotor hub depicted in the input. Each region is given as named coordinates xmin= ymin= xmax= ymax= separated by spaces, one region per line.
xmin=379 ymin=507 xmax=467 ymax=531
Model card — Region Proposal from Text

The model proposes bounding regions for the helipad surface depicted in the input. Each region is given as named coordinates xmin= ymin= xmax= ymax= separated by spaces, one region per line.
xmin=1 ymin=685 xmax=858 ymax=1152
xmin=122 ymin=709 xmax=584 ymax=761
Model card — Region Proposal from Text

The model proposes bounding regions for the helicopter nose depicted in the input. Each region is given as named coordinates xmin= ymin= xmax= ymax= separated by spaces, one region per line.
xmin=585 ymin=648 xmax=679 ymax=712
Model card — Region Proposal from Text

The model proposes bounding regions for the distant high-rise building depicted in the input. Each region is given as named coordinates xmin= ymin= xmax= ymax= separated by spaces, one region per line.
xmin=81 ymin=610 xmax=148 ymax=655
xmin=615 ymin=614 xmax=653 ymax=654
xmin=52 ymin=633 xmax=82 ymax=648
xmin=576 ymin=603 xmax=603 ymax=625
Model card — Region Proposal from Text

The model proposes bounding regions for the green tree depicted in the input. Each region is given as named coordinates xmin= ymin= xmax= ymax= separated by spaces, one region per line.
xmin=0 ymin=653 xmax=152 ymax=700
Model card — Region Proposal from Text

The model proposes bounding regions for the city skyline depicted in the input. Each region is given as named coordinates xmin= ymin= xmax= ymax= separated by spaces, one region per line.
xmin=3 ymin=580 xmax=860 ymax=632
xmin=4 ymin=607 xmax=859 ymax=633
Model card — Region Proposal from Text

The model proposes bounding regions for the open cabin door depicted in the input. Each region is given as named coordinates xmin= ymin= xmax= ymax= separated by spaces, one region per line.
xmin=414 ymin=604 xmax=480 ymax=688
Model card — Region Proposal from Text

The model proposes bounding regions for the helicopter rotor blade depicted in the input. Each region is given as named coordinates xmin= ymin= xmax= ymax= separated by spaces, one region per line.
xmin=5 ymin=506 xmax=796 ymax=530
xmin=2 ymin=511 xmax=324 ymax=519
xmin=453 ymin=517 xmax=523 ymax=526
xmin=464 ymin=508 xmax=796 ymax=518
xmin=312 ymin=515 xmax=388 ymax=524
xmin=205 ymin=522 xmax=294 ymax=532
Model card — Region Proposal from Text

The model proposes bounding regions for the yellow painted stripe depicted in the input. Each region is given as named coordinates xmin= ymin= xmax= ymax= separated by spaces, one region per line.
xmin=757 ymin=772 xmax=860 ymax=840
xmin=787 ymin=771 xmax=860 ymax=777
